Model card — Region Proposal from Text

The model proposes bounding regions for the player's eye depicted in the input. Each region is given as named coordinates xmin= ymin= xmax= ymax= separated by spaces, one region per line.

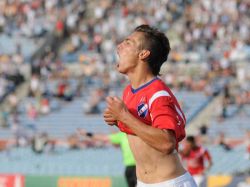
xmin=125 ymin=39 xmax=130 ymax=44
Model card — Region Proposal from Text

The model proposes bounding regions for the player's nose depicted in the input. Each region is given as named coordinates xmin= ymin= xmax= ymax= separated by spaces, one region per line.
xmin=117 ymin=43 xmax=122 ymax=52
xmin=117 ymin=40 xmax=124 ymax=51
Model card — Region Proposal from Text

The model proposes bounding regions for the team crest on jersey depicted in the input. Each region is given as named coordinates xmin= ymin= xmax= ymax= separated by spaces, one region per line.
xmin=137 ymin=102 xmax=148 ymax=118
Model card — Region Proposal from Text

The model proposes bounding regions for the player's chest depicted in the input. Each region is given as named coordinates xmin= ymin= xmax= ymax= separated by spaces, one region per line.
xmin=189 ymin=151 xmax=204 ymax=161
xmin=124 ymin=93 xmax=151 ymax=121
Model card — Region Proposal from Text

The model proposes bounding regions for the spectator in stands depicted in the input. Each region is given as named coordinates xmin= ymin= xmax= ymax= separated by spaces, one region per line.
xmin=56 ymin=80 xmax=67 ymax=98
xmin=244 ymin=130 xmax=250 ymax=160
xmin=44 ymin=133 xmax=92 ymax=151
xmin=197 ymin=124 xmax=209 ymax=145
xmin=7 ymin=93 xmax=18 ymax=114
xmin=40 ymin=97 xmax=50 ymax=115
xmin=31 ymin=132 xmax=49 ymax=154
xmin=26 ymin=103 xmax=38 ymax=120
xmin=180 ymin=136 xmax=212 ymax=187
xmin=83 ymin=88 xmax=106 ymax=115
xmin=0 ymin=139 xmax=8 ymax=152
xmin=0 ymin=74 xmax=8 ymax=99
xmin=215 ymin=132 xmax=232 ymax=151
xmin=53 ymin=78 xmax=74 ymax=102
xmin=223 ymin=85 xmax=231 ymax=103
xmin=77 ymin=129 xmax=137 ymax=187
xmin=55 ymin=18 xmax=65 ymax=38
xmin=11 ymin=118 xmax=29 ymax=148
xmin=66 ymin=134 xmax=83 ymax=150
xmin=1 ymin=110 xmax=9 ymax=127
xmin=75 ymin=77 xmax=84 ymax=97
xmin=29 ymin=74 xmax=40 ymax=97
xmin=63 ymin=84 xmax=74 ymax=102
xmin=199 ymin=125 xmax=208 ymax=136
xmin=220 ymin=98 xmax=228 ymax=120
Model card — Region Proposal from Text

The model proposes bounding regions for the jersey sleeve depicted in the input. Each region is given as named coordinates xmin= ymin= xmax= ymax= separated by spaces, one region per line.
xmin=149 ymin=94 xmax=186 ymax=142
xmin=108 ymin=132 xmax=123 ymax=145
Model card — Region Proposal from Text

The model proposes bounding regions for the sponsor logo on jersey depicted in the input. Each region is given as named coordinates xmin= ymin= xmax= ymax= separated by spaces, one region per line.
xmin=137 ymin=102 xmax=148 ymax=118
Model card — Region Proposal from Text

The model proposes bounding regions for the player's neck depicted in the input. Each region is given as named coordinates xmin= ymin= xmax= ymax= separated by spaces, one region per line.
xmin=128 ymin=70 xmax=155 ymax=90
xmin=192 ymin=145 xmax=199 ymax=150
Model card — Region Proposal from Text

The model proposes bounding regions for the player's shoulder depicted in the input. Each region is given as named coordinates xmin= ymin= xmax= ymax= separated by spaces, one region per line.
xmin=152 ymin=78 xmax=166 ymax=88
xmin=197 ymin=145 xmax=208 ymax=153
xmin=122 ymin=84 xmax=131 ymax=94
xmin=147 ymin=78 xmax=171 ymax=97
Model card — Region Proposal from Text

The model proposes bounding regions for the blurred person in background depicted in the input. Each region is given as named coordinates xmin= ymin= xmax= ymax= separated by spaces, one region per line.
xmin=7 ymin=93 xmax=18 ymax=114
xmin=26 ymin=103 xmax=38 ymax=121
xmin=197 ymin=124 xmax=209 ymax=145
xmin=31 ymin=132 xmax=49 ymax=154
xmin=66 ymin=133 xmax=85 ymax=150
xmin=83 ymin=88 xmax=106 ymax=115
xmin=77 ymin=129 xmax=137 ymax=187
xmin=215 ymin=132 xmax=232 ymax=151
xmin=180 ymin=136 xmax=212 ymax=187
xmin=40 ymin=97 xmax=50 ymax=115
xmin=245 ymin=130 xmax=250 ymax=160
xmin=29 ymin=74 xmax=40 ymax=97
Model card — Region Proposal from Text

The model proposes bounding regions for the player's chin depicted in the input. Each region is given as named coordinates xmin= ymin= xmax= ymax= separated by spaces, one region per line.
xmin=116 ymin=63 xmax=125 ymax=74
xmin=107 ymin=121 xmax=117 ymax=126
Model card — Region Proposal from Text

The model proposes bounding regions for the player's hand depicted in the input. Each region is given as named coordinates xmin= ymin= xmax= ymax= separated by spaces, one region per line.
xmin=106 ymin=96 xmax=128 ymax=122
xmin=103 ymin=107 xmax=117 ymax=126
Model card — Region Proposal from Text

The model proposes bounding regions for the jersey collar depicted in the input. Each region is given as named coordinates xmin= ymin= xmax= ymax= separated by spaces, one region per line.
xmin=131 ymin=77 xmax=158 ymax=94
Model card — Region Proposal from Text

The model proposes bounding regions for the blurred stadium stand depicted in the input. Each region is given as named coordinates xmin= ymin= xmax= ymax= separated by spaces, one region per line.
xmin=0 ymin=0 xmax=250 ymax=186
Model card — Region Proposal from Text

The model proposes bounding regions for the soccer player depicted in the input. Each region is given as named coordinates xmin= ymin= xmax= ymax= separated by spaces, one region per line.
xmin=103 ymin=25 xmax=197 ymax=187
xmin=77 ymin=129 xmax=137 ymax=187
xmin=180 ymin=136 xmax=212 ymax=186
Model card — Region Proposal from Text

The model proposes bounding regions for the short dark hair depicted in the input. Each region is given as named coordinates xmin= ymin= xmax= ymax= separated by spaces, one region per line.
xmin=186 ymin=136 xmax=195 ymax=144
xmin=134 ymin=25 xmax=171 ymax=76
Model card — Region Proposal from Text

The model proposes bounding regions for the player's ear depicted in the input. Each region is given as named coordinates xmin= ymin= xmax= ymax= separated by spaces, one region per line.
xmin=139 ymin=49 xmax=150 ymax=60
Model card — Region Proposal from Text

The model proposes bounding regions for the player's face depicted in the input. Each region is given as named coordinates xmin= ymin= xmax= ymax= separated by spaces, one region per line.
xmin=185 ymin=141 xmax=193 ymax=151
xmin=116 ymin=32 xmax=143 ymax=74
